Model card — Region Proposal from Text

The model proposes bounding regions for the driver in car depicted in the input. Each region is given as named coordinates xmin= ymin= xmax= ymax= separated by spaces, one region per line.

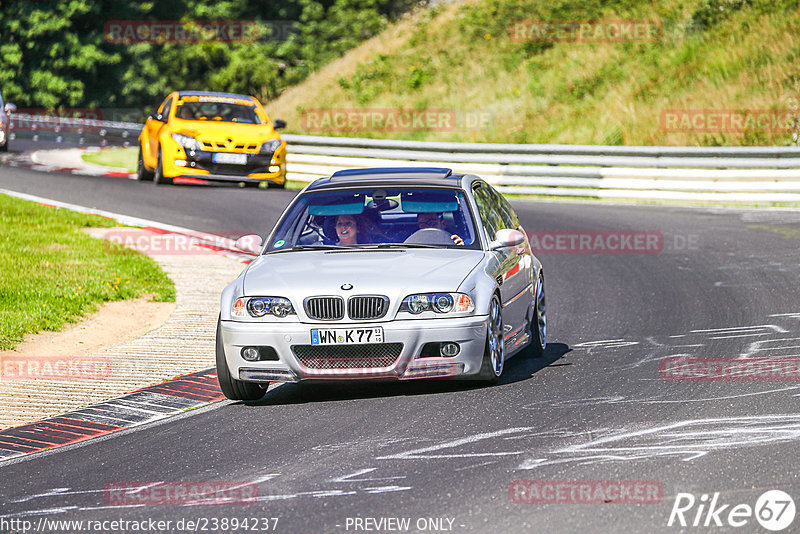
xmin=416 ymin=212 xmax=464 ymax=246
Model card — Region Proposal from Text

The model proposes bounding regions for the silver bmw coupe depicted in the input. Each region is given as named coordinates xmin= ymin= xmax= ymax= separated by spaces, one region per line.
xmin=216 ymin=167 xmax=547 ymax=400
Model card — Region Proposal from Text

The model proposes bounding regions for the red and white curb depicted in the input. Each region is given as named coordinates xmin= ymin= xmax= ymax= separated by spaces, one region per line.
xmin=5 ymin=148 xmax=234 ymax=185
xmin=0 ymin=370 xmax=225 ymax=461
xmin=3 ymin=148 xmax=136 ymax=179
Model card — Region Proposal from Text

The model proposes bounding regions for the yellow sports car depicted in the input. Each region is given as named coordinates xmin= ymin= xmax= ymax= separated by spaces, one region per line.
xmin=137 ymin=91 xmax=287 ymax=187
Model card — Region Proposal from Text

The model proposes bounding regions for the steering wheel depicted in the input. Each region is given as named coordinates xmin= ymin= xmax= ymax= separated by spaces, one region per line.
xmin=404 ymin=228 xmax=454 ymax=246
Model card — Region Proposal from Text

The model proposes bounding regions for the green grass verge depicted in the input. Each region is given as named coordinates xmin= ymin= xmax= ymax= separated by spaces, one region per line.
xmin=82 ymin=147 xmax=137 ymax=173
xmin=0 ymin=194 xmax=175 ymax=350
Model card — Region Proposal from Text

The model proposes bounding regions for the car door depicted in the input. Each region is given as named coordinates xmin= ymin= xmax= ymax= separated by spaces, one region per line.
xmin=472 ymin=182 xmax=527 ymax=349
xmin=143 ymin=95 xmax=172 ymax=166
xmin=485 ymin=184 xmax=534 ymax=350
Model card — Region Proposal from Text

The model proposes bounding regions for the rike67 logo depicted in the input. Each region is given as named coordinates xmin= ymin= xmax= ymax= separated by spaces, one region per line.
xmin=668 ymin=490 xmax=795 ymax=531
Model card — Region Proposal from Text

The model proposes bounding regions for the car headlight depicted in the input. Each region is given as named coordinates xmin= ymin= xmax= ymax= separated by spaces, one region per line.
xmin=259 ymin=139 xmax=282 ymax=154
xmin=171 ymin=133 xmax=202 ymax=151
xmin=400 ymin=293 xmax=474 ymax=315
xmin=232 ymin=297 xmax=295 ymax=318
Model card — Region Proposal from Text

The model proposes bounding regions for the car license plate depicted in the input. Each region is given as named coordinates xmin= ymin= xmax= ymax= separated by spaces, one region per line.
xmin=311 ymin=327 xmax=384 ymax=345
xmin=212 ymin=152 xmax=247 ymax=165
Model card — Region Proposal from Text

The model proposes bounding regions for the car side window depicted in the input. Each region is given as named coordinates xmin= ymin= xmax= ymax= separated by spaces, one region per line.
xmin=158 ymin=97 xmax=173 ymax=121
xmin=472 ymin=183 xmax=503 ymax=241
xmin=486 ymin=184 xmax=521 ymax=229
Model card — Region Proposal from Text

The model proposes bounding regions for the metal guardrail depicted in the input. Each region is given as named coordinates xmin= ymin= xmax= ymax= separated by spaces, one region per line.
xmin=10 ymin=114 xmax=142 ymax=147
xmin=282 ymin=134 xmax=800 ymax=159
xmin=10 ymin=114 xmax=800 ymax=200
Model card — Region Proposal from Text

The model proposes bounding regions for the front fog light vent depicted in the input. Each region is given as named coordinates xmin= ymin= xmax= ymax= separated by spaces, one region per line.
xmin=419 ymin=342 xmax=460 ymax=358
xmin=440 ymin=342 xmax=460 ymax=357
xmin=240 ymin=346 xmax=279 ymax=362
xmin=241 ymin=347 xmax=260 ymax=361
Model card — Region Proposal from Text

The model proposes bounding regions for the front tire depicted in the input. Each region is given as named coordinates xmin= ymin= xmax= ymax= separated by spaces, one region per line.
xmin=525 ymin=272 xmax=547 ymax=358
xmin=478 ymin=295 xmax=504 ymax=384
xmin=153 ymin=147 xmax=172 ymax=185
xmin=216 ymin=318 xmax=265 ymax=401
xmin=136 ymin=146 xmax=154 ymax=181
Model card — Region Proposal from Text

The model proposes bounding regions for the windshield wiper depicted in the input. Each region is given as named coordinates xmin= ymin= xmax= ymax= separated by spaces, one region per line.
xmin=371 ymin=243 xmax=440 ymax=249
xmin=266 ymin=244 xmax=348 ymax=254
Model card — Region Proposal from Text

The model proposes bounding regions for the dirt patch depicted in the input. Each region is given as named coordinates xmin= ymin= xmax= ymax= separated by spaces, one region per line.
xmin=0 ymin=298 xmax=175 ymax=358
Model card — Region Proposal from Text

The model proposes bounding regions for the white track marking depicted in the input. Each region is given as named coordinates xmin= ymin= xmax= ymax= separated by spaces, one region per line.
xmin=518 ymin=415 xmax=800 ymax=470
xmin=572 ymin=339 xmax=639 ymax=349
xmin=709 ymin=333 xmax=770 ymax=339
xmin=452 ymin=460 xmax=499 ymax=472
xmin=0 ymin=507 xmax=78 ymax=519
xmin=330 ymin=468 xmax=406 ymax=483
xmin=521 ymin=386 xmax=800 ymax=409
xmin=8 ymin=488 xmax=73 ymax=504
xmin=375 ymin=427 xmax=535 ymax=460
xmin=252 ymin=473 xmax=281 ymax=484
xmin=691 ymin=324 xmax=788 ymax=334
xmin=363 ymin=486 xmax=413 ymax=494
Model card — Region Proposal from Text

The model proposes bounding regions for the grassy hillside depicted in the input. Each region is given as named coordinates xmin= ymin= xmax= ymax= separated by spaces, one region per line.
xmin=267 ymin=0 xmax=800 ymax=145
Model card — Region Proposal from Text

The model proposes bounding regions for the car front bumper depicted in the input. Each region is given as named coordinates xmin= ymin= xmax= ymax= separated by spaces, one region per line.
xmin=161 ymin=143 xmax=287 ymax=184
xmin=219 ymin=315 xmax=490 ymax=382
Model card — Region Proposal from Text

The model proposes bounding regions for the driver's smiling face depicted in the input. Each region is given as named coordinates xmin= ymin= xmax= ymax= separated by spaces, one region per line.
xmin=417 ymin=213 xmax=445 ymax=229
xmin=336 ymin=214 xmax=359 ymax=245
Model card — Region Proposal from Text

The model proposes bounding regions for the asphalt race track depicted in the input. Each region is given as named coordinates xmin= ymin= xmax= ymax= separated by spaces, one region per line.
xmin=2 ymin=156 xmax=800 ymax=533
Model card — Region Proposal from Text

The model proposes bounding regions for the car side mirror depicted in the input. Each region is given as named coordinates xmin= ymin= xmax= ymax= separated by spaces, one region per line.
xmin=4 ymin=103 xmax=16 ymax=114
xmin=489 ymin=229 xmax=525 ymax=250
xmin=273 ymin=119 xmax=286 ymax=129
xmin=234 ymin=234 xmax=263 ymax=254
xmin=149 ymin=111 xmax=166 ymax=123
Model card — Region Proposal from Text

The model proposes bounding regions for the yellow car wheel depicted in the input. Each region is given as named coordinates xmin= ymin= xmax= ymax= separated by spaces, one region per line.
xmin=153 ymin=147 xmax=173 ymax=186
xmin=136 ymin=146 xmax=154 ymax=181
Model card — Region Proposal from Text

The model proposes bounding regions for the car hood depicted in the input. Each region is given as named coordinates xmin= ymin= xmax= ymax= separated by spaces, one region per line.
xmin=176 ymin=121 xmax=279 ymax=144
xmin=243 ymin=249 xmax=484 ymax=299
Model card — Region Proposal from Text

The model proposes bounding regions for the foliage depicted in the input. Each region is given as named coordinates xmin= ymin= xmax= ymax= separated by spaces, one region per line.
xmin=0 ymin=0 xmax=419 ymax=112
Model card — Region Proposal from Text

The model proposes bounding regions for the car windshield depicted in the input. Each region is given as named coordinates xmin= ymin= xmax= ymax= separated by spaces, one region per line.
xmin=175 ymin=100 xmax=261 ymax=124
xmin=266 ymin=187 xmax=481 ymax=251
